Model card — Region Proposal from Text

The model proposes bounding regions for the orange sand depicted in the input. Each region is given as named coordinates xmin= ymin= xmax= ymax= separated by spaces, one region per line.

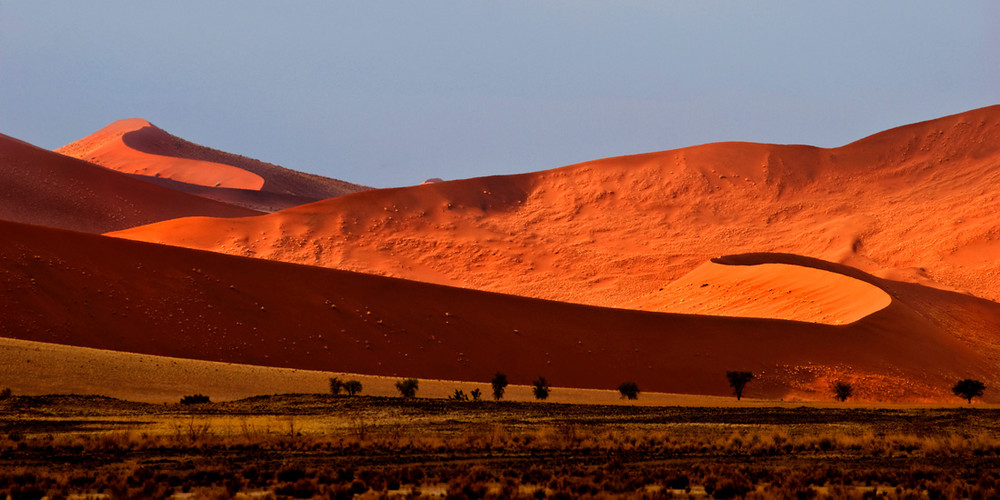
xmin=631 ymin=258 xmax=891 ymax=324
xmin=109 ymin=106 xmax=1000 ymax=305
xmin=57 ymin=118 xmax=368 ymax=211
xmin=0 ymin=133 xmax=259 ymax=233
xmin=4 ymin=220 xmax=1000 ymax=403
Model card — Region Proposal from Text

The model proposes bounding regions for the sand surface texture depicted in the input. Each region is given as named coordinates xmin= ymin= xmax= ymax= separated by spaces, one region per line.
xmin=109 ymin=106 xmax=1000 ymax=305
xmin=4 ymin=219 xmax=1000 ymax=402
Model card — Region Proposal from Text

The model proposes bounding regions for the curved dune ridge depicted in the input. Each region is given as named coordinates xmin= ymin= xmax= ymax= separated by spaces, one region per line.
xmin=5 ymin=219 xmax=1000 ymax=402
xmin=56 ymin=118 xmax=369 ymax=211
xmin=0 ymin=133 xmax=259 ymax=233
xmin=631 ymin=254 xmax=892 ymax=324
xmin=109 ymin=106 xmax=1000 ymax=305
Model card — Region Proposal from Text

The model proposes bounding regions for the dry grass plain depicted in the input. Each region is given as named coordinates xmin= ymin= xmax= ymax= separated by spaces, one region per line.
xmin=3 ymin=383 xmax=1000 ymax=498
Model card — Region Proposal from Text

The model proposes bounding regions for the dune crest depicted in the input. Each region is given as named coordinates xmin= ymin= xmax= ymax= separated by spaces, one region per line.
xmin=56 ymin=118 xmax=369 ymax=211
xmin=633 ymin=254 xmax=892 ymax=324
xmin=56 ymin=118 xmax=265 ymax=190
xmin=110 ymin=105 xmax=1000 ymax=305
xmin=0 ymin=133 xmax=258 ymax=233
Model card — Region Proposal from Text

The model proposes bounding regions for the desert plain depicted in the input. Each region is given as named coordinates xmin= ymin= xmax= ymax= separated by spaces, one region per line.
xmin=2 ymin=107 xmax=1000 ymax=497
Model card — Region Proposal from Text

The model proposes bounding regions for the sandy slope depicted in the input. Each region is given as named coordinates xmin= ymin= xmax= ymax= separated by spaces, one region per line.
xmin=0 ymin=133 xmax=259 ymax=233
xmin=631 ymin=258 xmax=892 ymax=324
xmin=109 ymin=106 xmax=1000 ymax=305
xmin=56 ymin=118 xmax=368 ymax=211
xmin=4 ymin=219 xmax=1000 ymax=402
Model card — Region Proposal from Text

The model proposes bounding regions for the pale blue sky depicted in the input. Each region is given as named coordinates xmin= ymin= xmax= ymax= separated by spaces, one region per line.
xmin=2 ymin=2 xmax=998 ymax=187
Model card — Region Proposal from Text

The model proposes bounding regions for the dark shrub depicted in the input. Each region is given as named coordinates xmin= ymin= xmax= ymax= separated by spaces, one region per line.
xmin=617 ymin=382 xmax=640 ymax=400
xmin=532 ymin=376 xmax=551 ymax=400
xmin=395 ymin=378 xmax=419 ymax=398
xmin=952 ymin=379 xmax=986 ymax=404
xmin=179 ymin=394 xmax=210 ymax=405
xmin=832 ymin=381 xmax=853 ymax=402
xmin=491 ymin=372 xmax=509 ymax=401
xmin=726 ymin=371 xmax=754 ymax=400
xmin=343 ymin=380 xmax=363 ymax=396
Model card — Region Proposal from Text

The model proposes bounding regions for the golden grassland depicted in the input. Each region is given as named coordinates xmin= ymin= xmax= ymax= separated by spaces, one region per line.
xmin=3 ymin=394 xmax=1000 ymax=499
xmin=3 ymin=337 xmax=993 ymax=409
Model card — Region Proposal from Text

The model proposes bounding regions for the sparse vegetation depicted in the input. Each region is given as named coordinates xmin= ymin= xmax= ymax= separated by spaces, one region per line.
xmin=395 ymin=378 xmax=419 ymax=398
xmin=470 ymin=388 xmax=482 ymax=401
xmin=491 ymin=372 xmax=509 ymax=401
xmin=726 ymin=371 xmax=754 ymax=400
xmin=617 ymin=381 xmax=640 ymax=400
xmin=4 ymin=395 xmax=1000 ymax=498
xmin=449 ymin=389 xmax=469 ymax=401
xmin=833 ymin=380 xmax=853 ymax=402
xmin=329 ymin=377 xmax=343 ymax=396
xmin=343 ymin=380 xmax=363 ymax=396
xmin=180 ymin=394 xmax=210 ymax=405
xmin=953 ymin=378 xmax=986 ymax=404
xmin=531 ymin=376 xmax=550 ymax=400
xmin=0 ymin=388 xmax=10 ymax=399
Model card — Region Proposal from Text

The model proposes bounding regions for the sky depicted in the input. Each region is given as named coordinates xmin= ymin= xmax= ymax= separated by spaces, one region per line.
xmin=2 ymin=2 xmax=998 ymax=188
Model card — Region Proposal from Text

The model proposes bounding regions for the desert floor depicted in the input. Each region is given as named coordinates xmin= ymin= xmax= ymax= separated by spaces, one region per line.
xmin=2 ymin=394 xmax=1000 ymax=498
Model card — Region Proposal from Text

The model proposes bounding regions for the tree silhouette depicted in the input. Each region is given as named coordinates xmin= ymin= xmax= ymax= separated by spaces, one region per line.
xmin=726 ymin=371 xmax=754 ymax=401
xmin=329 ymin=377 xmax=344 ymax=396
xmin=343 ymin=380 xmax=363 ymax=396
xmin=618 ymin=382 xmax=640 ymax=400
xmin=952 ymin=379 xmax=985 ymax=404
xmin=532 ymin=376 xmax=551 ymax=400
xmin=491 ymin=372 xmax=509 ymax=401
xmin=832 ymin=381 xmax=853 ymax=402
xmin=395 ymin=378 xmax=419 ymax=398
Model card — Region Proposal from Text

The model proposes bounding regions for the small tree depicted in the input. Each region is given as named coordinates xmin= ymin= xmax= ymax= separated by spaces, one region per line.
xmin=329 ymin=377 xmax=344 ymax=396
xmin=470 ymin=388 xmax=482 ymax=401
xmin=343 ymin=380 xmax=363 ymax=396
xmin=952 ymin=379 xmax=986 ymax=404
xmin=532 ymin=376 xmax=551 ymax=400
xmin=726 ymin=371 xmax=754 ymax=401
xmin=618 ymin=382 xmax=640 ymax=400
xmin=0 ymin=388 xmax=11 ymax=399
xmin=180 ymin=394 xmax=210 ymax=405
xmin=832 ymin=381 xmax=853 ymax=402
xmin=491 ymin=372 xmax=509 ymax=401
xmin=395 ymin=378 xmax=419 ymax=398
xmin=450 ymin=389 xmax=469 ymax=401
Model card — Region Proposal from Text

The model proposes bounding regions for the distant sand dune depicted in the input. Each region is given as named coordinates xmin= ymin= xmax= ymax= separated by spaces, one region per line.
xmin=109 ymin=106 xmax=1000 ymax=304
xmin=56 ymin=118 xmax=368 ymax=211
xmin=0 ymin=133 xmax=258 ymax=233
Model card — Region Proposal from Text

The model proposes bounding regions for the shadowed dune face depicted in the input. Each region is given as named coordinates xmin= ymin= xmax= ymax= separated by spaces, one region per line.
xmin=56 ymin=118 xmax=369 ymax=211
xmin=56 ymin=118 xmax=265 ymax=190
xmin=4 ymin=219 xmax=1000 ymax=402
xmin=0 ymin=133 xmax=259 ymax=233
xmin=111 ymin=106 xmax=1000 ymax=305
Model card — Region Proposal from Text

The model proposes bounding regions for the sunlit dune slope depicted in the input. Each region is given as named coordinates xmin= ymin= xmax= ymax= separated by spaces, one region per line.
xmin=110 ymin=106 xmax=1000 ymax=304
xmin=631 ymin=255 xmax=892 ymax=324
xmin=0 ymin=134 xmax=259 ymax=233
xmin=5 ymin=220 xmax=1000 ymax=402
xmin=56 ymin=118 xmax=369 ymax=211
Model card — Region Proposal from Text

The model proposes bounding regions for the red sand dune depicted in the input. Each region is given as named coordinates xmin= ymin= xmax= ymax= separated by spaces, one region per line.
xmin=3 ymin=219 xmax=1000 ymax=402
xmin=0 ymin=133 xmax=259 ymax=233
xmin=56 ymin=118 xmax=368 ymax=211
xmin=629 ymin=258 xmax=891 ymax=325
xmin=110 ymin=106 xmax=1000 ymax=306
